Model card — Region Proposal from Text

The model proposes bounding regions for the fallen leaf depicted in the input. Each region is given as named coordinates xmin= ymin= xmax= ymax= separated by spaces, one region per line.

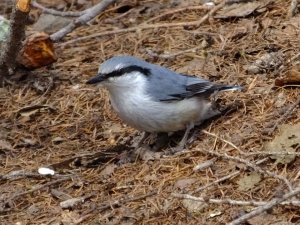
xmin=134 ymin=145 xmax=162 ymax=161
xmin=265 ymin=123 xmax=300 ymax=164
xmin=237 ymin=172 xmax=262 ymax=191
xmin=26 ymin=204 xmax=40 ymax=215
xmin=36 ymin=0 xmax=67 ymax=11
xmin=182 ymin=198 xmax=208 ymax=215
xmin=100 ymin=164 xmax=117 ymax=178
xmin=33 ymin=14 xmax=72 ymax=33
xmin=60 ymin=211 xmax=81 ymax=224
xmin=269 ymin=17 xmax=300 ymax=41
xmin=215 ymin=1 xmax=271 ymax=19
xmin=247 ymin=213 xmax=293 ymax=225
xmin=174 ymin=178 xmax=197 ymax=190
xmin=144 ymin=174 xmax=158 ymax=183
xmin=51 ymin=189 xmax=72 ymax=201
xmin=17 ymin=105 xmax=56 ymax=119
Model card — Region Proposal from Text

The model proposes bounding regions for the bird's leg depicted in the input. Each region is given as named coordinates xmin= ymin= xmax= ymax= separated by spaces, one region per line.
xmin=151 ymin=132 xmax=169 ymax=151
xmin=132 ymin=131 xmax=151 ymax=148
xmin=172 ymin=123 xmax=194 ymax=153
xmin=119 ymin=132 xmax=151 ymax=164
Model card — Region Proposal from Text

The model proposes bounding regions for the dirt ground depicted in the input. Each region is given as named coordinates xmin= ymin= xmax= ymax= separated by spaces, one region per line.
xmin=0 ymin=0 xmax=300 ymax=224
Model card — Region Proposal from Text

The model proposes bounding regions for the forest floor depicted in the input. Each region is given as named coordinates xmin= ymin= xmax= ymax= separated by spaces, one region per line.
xmin=0 ymin=0 xmax=300 ymax=224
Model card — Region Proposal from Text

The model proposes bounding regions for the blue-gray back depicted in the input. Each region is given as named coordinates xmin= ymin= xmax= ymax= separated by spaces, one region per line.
xmin=145 ymin=63 xmax=214 ymax=101
xmin=101 ymin=56 xmax=238 ymax=101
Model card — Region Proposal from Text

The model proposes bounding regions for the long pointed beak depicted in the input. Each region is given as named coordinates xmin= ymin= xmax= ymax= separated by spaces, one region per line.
xmin=86 ymin=74 xmax=105 ymax=84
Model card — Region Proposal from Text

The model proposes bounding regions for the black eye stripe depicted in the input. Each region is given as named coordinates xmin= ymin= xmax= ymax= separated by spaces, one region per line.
xmin=101 ymin=65 xmax=151 ymax=79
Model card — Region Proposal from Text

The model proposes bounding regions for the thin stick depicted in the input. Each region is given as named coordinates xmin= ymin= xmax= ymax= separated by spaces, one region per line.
xmin=203 ymin=129 xmax=300 ymax=156
xmin=192 ymin=158 xmax=269 ymax=194
xmin=202 ymin=130 xmax=246 ymax=154
xmin=267 ymin=96 xmax=300 ymax=135
xmin=11 ymin=177 xmax=71 ymax=200
xmin=0 ymin=177 xmax=72 ymax=212
xmin=31 ymin=1 xmax=83 ymax=17
xmin=228 ymin=187 xmax=300 ymax=225
xmin=0 ymin=170 xmax=44 ymax=181
xmin=60 ymin=0 xmax=227 ymax=46
xmin=50 ymin=0 xmax=117 ymax=42
xmin=198 ymin=149 xmax=293 ymax=191
xmin=172 ymin=193 xmax=300 ymax=207
xmin=145 ymin=46 xmax=204 ymax=59
xmin=245 ymin=151 xmax=300 ymax=156
xmin=143 ymin=5 xmax=210 ymax=24
xmin=193 ymin=171 xmax=240 ymax=193
xmin=74 ymin=191 xmax=157 ymax=224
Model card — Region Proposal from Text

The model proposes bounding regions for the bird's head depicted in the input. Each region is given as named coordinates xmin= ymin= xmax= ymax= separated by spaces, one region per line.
xmin=86 ymin=56 xmax=151 ymax=88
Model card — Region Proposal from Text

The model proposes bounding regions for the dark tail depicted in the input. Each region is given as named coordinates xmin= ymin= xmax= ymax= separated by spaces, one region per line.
xmin=213 ymin=84 xmax=242 ymax=92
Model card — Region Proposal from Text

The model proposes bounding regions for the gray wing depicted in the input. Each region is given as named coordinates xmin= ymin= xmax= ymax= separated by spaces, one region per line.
xmin=145 ymin=64 xmax=215 ymax=101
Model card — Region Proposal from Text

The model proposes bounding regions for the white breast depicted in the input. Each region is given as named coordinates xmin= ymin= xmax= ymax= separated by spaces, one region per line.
xmin=105 ymin=73 xmax=213 ymax=133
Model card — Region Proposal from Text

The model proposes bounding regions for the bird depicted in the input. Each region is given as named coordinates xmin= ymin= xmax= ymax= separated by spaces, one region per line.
xmin=87 ymin=55 xmax=241 ymax=151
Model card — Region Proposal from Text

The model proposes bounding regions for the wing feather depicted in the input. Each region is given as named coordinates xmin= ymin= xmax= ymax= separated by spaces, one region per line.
xmin=145 ymin=64 xmax=216 ymax=101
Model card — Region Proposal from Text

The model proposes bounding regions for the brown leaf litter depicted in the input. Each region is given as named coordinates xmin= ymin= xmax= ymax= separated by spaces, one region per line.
xmin=0 ymin=0 xmax=300 ymax=224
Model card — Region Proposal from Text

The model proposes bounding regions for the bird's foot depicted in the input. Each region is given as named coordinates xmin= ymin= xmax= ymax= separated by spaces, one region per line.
xmin=131 ymin=132 xmax=151 ymax=148
xmin=169 ymin=144 xmax=186 ymax=154
xmin=150 ymin=132 xmax=169 ymax=151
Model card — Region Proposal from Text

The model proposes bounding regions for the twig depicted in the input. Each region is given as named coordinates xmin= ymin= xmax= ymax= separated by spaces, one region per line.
xmin=10 ymin=177 xmax=71 ymax=201
xmin=145 ymin=46 xmax=204 ymax=59
xmin=60 ymin=0 xmax=227 ymax=46
xmin=202 ymin=130 xmax=246 ymax=155
xmin=0 ymin=0 xmax=31 ymax=85
xmin=245 ymin=151 xmax=300 ymax=156
xmin=74 ymin=191 xmax=157 ymax=224
xmin=192 ymin=158 xmax=269 ymax=194
xmin=143 ymin=5 xmax=210 ymax=24
xmin=202 ymin=130 xmax=300 ymax=157
xmin=267 ymin=96 xmax=300 ymax=135
xmin=0 ymin=176 xmax=72 ymax=211
xmin=0 ymin=169 xmax=44 ymax=181
xmin=228 ymin=187 xmax=300 ymax=225
xmin=193 ymin=171 xmax=240 ymax=194
xmin=31 ymin=1 xmax=83 ymax=17
xmin=288 ymin=0 xmax=299 ymax=17
xmin=60 ymin=192 xmax=95 ymax=209
xmin=193 ymin=159 xmax=216 ymax=172
xmin=198 ymin=149 xmax=293 ymax=191
xmin=172 ymin=193 xmax=300 ymax=207
xmin=98 ymin=191 xmax=156 ymax=211
xmin=50 ymin=0 xmax=117 ymax=42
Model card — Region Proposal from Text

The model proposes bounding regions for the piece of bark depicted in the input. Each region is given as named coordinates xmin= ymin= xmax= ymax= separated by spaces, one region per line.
xmin=18 ymin=32 xmax=57 ymax=69
xmin=275 ymin=69 xmax=300 ymax=86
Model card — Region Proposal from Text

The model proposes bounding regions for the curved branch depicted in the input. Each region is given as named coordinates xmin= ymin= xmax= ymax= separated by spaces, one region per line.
xmin=50 ymin=0 xmax=117 ymax=42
